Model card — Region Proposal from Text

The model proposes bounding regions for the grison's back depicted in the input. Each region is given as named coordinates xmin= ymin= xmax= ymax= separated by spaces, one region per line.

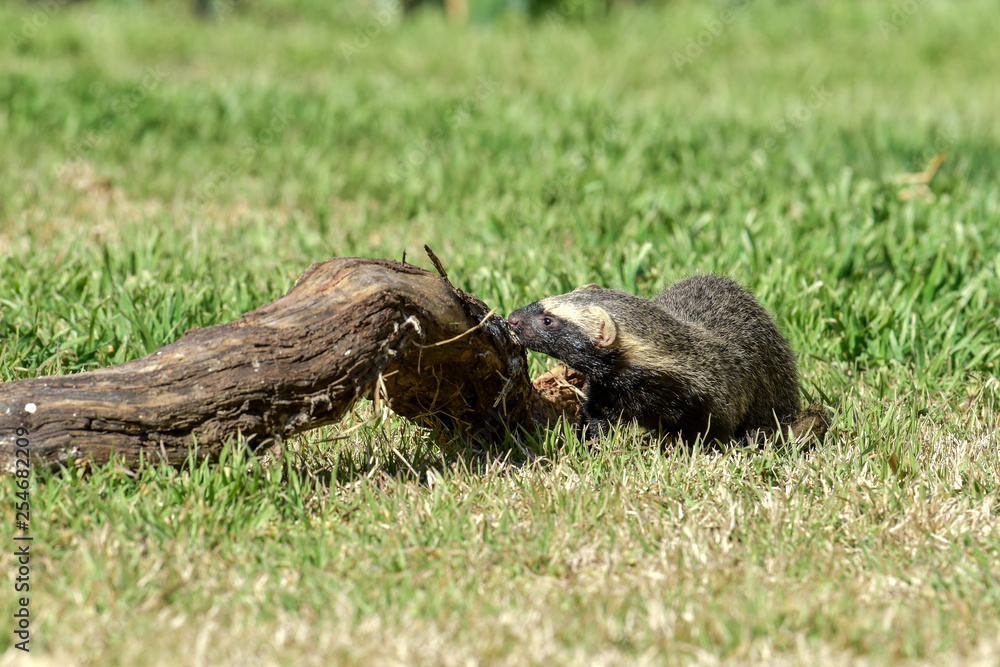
xmin=655 ymin=275 xmax=799 ymax=428
xmin=654 ymin=275 xmax=770 ymax=335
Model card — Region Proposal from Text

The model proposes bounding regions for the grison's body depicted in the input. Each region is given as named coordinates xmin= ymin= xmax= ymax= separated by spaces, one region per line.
xmin=507 ymin=276 xmax=800 ymax=443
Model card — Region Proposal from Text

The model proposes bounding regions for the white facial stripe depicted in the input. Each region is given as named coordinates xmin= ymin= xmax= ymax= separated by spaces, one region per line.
xmin=615 ymin=329 xmax=678 ymax=374
xmin=538 ymin=295 xmax=558 ymax=310
xmin=548 ymin=303 xmax=604 ymax=341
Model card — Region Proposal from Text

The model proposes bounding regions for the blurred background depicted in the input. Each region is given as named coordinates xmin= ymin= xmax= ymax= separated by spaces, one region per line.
xmin=1 ymin=0 xmax=997 ymax=386
xmin=2 ymin=4 xmax=999 ymax=663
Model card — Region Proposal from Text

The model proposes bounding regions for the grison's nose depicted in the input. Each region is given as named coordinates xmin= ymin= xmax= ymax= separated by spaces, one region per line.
xmin=507 ymin=313 xmax=521 ymax=327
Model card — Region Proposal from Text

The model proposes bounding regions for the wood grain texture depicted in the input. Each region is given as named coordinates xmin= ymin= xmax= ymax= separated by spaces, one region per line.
xmin=0 ymin=257 xmax=546 ymax=472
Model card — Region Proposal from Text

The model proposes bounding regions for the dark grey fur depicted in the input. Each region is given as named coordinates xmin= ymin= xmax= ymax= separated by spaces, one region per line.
xmin=507 ymin=275 xmax=800 ymax=443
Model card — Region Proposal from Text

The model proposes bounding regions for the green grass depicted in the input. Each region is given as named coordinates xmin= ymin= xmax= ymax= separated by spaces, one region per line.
xmin=1 ymin=0 xmax=999 ymax=664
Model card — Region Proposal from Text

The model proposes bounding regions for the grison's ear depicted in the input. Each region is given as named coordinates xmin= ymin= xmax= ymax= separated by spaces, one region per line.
xmin=572 ymin=283 xmax=602 ymax=292
xmin=584 ymin=306 xmax=617 ymax=348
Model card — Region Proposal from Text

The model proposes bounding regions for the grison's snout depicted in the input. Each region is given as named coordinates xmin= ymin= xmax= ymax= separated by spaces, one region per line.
xmin=507 ymin=312 xmax=522 ymax=328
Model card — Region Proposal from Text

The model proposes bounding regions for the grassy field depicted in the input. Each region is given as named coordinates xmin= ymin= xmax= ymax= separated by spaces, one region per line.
xmin=1 ymin=0 xmax=999 ymax=664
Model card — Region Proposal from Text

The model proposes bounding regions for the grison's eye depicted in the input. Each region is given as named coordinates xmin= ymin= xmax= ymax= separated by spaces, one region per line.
xmin=541 ymin=316 xmax=554 ymax=327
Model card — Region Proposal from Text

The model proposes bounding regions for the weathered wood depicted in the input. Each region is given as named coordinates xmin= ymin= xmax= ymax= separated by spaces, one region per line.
xmin=0 ymin=257 xmax=544 ymax=472
xmin=0 ymin=256 xmax=829 ymax=473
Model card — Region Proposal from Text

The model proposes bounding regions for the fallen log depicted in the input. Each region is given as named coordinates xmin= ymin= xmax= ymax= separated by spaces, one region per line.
xmin=1 ymin=255 xmax=578 ymax=473
xmin=0 ymin=254 xmax=828 ymax=474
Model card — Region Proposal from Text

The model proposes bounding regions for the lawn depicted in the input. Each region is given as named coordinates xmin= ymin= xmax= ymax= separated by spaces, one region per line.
xmin=1 ymin=0 xmax=998 ymax=664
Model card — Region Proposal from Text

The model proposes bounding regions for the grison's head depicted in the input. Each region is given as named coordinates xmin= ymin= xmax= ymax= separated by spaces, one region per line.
xmin=507 ymin=284 xmax=620 ymax=377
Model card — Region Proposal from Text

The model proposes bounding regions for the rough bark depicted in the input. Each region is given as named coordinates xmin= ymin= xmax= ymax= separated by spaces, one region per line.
xmin=0 ymin=257 xmax=545 ymax=473
xmin=0 ymin=255 xmax=828 ymax=474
